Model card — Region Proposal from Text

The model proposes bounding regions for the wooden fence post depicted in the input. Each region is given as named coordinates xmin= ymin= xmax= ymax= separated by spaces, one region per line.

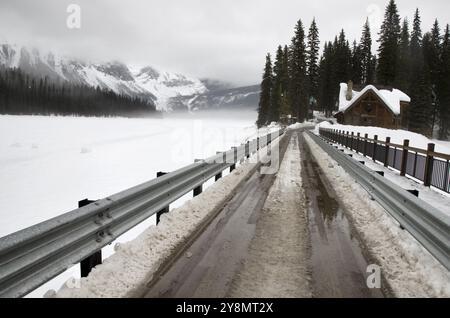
xmin=400 ymin=139 xmax=409 ymax=176
xmin=384 ymin=137 xmax=391 ymax=167
xmin=356 ymin=133 xmax=360 ymax=153
xmin=363 ymin=133 xmax=368 ymax=157
xmin=351 ymin=132 xmax=354 ymax=150
xmin=346 ymin=131 xmax=349 ymax=148
xmin=372 ymin=135 xmax=378 ymax=162
xmin=424 ymin=143 xmax=435 ymax=187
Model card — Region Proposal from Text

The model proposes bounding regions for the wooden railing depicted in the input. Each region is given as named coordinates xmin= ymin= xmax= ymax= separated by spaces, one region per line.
xmin=319 ymin=128 xmax=450 ymax=194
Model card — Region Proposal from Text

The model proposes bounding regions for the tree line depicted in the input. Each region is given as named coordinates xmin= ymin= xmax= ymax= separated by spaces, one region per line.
xmin=256 ymin=0 xmax=450 ymax=140
xmin=0 ymin=66 xmax=158 ymax=117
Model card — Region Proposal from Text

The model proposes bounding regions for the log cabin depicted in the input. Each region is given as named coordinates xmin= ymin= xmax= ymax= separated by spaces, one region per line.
xmin=334 ymin=81 xmax=411 ymax=129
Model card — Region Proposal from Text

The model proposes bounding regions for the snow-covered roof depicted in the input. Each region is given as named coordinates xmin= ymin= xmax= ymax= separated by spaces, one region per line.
xmin=339 ymin=83 xmax=411 ymax=115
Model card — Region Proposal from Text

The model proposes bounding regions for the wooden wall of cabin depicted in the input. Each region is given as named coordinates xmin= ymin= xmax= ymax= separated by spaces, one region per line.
xmin=342 ymin=92 xmax=400 ymax=129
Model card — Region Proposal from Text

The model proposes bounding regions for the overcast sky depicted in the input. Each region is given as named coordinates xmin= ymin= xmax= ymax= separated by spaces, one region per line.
xmin=0 ymin=0 xmax=449 ymax=86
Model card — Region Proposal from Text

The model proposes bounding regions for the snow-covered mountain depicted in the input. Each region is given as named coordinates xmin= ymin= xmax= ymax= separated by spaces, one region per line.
xmin=0 ymin=44 xmax=206 ymax=111
xmin=0 ymin=44 xmax=260 ymax=112
xmin=169 ymin=84 xmax=260 ymax=111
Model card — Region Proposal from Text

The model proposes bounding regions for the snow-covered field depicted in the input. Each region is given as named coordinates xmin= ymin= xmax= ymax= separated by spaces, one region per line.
xmin=316 ymin=122 xmax=450 ymax=154
xmin=0 ymin=110 xmax=267 ymax=297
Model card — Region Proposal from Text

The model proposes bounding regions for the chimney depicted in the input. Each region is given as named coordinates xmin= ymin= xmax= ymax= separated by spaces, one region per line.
xmin=346 ymin=80 xmax=353 ymax=101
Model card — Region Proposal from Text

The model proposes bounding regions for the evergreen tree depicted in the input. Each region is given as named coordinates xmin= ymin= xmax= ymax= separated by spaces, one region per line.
xmin=409 ymin=33 xmax=434 ymax=136
xmin=280 ymin=45 xmax=291 ymax=116
xmin=281 ymin=46 xmax=290 ymax=93
xmin=437 ymin=25 xmax=450 ymax=139
xmin=377 ymin=0 xmax=401 ymax=86
xmin=351 ymin=40 xmax=363 ymax=85
xmin=367 ymin=54 xmax=377 ymax=84
xmin=359 ymin=18 xmax=373 ymax=85
xmin=307 ymin=18 xmax=320 ymax=111
xmin=289 ymin=19 xmax=308 ymax=122
xmin=0 ymin=66 xmax=157 ymax=117
xmin=318 ymin=41 xmax=337 ymax=116
xmin=256 ymin=54 xmax=273 ymax=128
xmin=334 ymin=30 xmax=352 ymax=84
xmin=269 ymin=46 xmax=284 ymax=123
xmin=411 ymin=9 xmax=423 ymax=63
xmin=424 ymin=20 xmax=442 ymax=135
xmin=396 ymin=18 xmax=411 ymax=92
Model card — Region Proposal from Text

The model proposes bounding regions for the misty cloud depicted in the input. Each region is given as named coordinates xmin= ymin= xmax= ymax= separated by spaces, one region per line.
xmin=0 ymin=0 xmax=448 ymax=86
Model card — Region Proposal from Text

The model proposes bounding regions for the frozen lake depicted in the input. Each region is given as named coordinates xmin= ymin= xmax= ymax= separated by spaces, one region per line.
xmin=0 ymin=110 xmax=263 ymax=296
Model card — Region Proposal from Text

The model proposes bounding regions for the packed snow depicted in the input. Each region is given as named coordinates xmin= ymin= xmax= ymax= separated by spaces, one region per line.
xmin=53 ymin=132 xmax=282 ymax=298
xmin=0 ymin=111 xmax=278 ymax=297
xmin=316 ymin=121 xmax=450 ymax=154
xmin=227 ymin=133 xmax=311 ymax=297
xmin=304 ymin=133 xmax=450 ymax=297
xmin=339 ymin=83 xmax=410 ymax=115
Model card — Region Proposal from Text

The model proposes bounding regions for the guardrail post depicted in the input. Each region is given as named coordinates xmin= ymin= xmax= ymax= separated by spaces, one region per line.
xmin=193 ymin=184 xmax=203 ymax=197
xmin=156 ymin=171 xmax=169 ymax=224
xmin=230 ymin=147 xmax=237 ymax=172
xmin=214 ymin=152 xmax=223 ymax=181
xmin=384 ymin=137 xmax=391 ymax=167
xmin=78 ymin=199 xmax=102 ymax=277
xmin=246 ymin=141 xmax=250 ymax=159
xmin=400 ymin=139 xmax=409 ymax=176
xmin=372 ymin=135 xmax=378 ymax=162
xmin=424 ymin=143 xmax=435 ymax=187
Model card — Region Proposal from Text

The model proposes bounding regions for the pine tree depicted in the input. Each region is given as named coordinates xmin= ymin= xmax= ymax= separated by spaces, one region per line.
xmin=409 ymin=33 xmax=433 ymax=136
xmin=377 ymin=0 xmax=401 ymax=86
xmin=256 ymin=54 xmax=273 ymax=128
xmin=334 ymin=30 xmax=352 ymax=84
xmin=269 ymin=46 xmax=284 ymax=123
xmin=307 ymin=18 xmax=320 ymax=111
xmin=359 ymin=18 xmax=373 ymax=85
xmin=437 ymin=25 xmax=450 ymax=139
xmin=411 ymin=9 xmax=423 ymax=63
xmin=280 ymin=45 xmax=291 ymax=116
xmin=289 ymin=19 xmax=308 ymax=122
xmin=396 ymin=18 xmax=411 ymax=92
xmin=351 ymin=40 xmax=363 ymax=85
xmin=424 ymin=20 xmax=442 ymax=135
xmin=318 ymin=41 xmax=337 ymax=116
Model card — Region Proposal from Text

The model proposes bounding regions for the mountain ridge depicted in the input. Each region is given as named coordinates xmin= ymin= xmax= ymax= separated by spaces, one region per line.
xmin=0 ymin=44 xmax=260 ymax=112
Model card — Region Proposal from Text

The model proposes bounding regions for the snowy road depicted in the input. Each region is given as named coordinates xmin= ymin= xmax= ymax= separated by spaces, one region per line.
xmin=141 ymin=130 xmax=292 ymax=297
xmin=140 ymin=128 xmax=383 ymax=298
xmin=298 ymin=131 xmax=384 ymax=298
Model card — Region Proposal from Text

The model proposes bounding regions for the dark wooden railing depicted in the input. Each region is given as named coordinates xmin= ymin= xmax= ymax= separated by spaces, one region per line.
xmin=319 ymin=128 xmax=450 ymax=194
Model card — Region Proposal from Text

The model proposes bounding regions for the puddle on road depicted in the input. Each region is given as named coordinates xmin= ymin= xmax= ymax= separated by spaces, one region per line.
xmin=299 ymin=133 xmax=384 ymax=298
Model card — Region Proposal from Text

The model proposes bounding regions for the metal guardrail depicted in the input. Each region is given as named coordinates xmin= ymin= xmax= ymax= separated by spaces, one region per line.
xmin=0 ymin=129 xmax=285 ymax=298
xmin=307 ymin=131 xmax=450 ymax=272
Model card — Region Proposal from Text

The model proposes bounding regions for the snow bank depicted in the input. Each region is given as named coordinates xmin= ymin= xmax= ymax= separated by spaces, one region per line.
xmin=287 ymin=121 xmax=315 ymax=130
xmin=304 ymin=133 xmax=450 ymax=297
xmin=316 ymin=122 xmax=450 ymax=154
xmin=52 ymin=137 xmax=282 ymax=298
